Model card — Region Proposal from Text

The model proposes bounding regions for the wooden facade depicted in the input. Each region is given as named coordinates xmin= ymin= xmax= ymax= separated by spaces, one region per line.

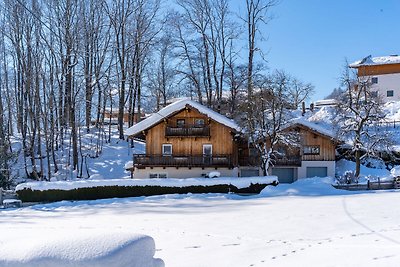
xmin=134 ymin=106 xmax=239 ymax=169
xmin=281 ymin=124 xmax=336 ymax=162
xmin=356 ymin=64 xmax=400 ymax=76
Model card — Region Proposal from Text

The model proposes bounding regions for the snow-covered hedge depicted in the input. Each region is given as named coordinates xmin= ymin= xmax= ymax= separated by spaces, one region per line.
xmin=16 ymin=176 xmax=278 ymax=202
xmin=0 ymin=231 xmax=164 ymax=267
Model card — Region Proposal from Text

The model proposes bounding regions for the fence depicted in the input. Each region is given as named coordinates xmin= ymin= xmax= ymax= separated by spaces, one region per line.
xmin=334 ymin=179 xmax=396 ymax=191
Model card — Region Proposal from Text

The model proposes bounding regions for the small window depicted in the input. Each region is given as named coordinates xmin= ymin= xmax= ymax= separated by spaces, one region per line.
xmin=387 ymin=90 xmax=394 ymax=97
xmin=149 ymin=173 xmax=167 ymax=178
xmin=371 ymin=77 xmax=378 ymax=84
xmin=249 ymin=147 xmax=258 ymax=156
xmin=162 ymin=144 xmax=172 ymax=155
xmin=177 ymin=119 xmax=185 ymax=127
xmin=194 ymin=118 xmax=205 ymax=126
xmin=303 ymin=146 xmax=320 ymax=155
xmin=370 ymin=91 xmax=378 ymax=98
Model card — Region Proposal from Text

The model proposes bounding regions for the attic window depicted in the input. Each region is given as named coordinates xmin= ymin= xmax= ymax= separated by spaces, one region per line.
xmin=195 ymin=118 xmax=205 ymax=126
xmin=303 ymin=146 xmax=320 ymax=155
xmin=371 ymin=77 xmax=378 ymax=84
xmin=177 ymin=119 xmax=185 ymax=127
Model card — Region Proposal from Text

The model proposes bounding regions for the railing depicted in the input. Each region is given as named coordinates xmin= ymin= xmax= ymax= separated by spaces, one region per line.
xmin=239 ymin=156 xmax=301 ymax=167
xmin=133 ymin=154 xmax=233 ymax=168
xmin=165 ymin=124 xmax=210 ymax=137
xmin=275 ymin=157 xmax=302 ymax=166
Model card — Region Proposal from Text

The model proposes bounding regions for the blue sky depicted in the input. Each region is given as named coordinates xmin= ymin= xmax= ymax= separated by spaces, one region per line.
xmin=234 ymin=0 xmax=400 ymax=102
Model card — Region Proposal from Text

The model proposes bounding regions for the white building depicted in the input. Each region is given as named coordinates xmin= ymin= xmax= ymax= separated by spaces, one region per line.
xmin=349 ymin=55 xmax=400 ymax=102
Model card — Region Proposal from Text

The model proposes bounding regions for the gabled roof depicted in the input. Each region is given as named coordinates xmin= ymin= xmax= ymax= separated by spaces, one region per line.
xmin=281 ymin=118 xmax=337 ymax=140
xmin=349 ymin=55 xmax=400 ymax=68
xmin=125 ymin=99 xmax=241 ymax=137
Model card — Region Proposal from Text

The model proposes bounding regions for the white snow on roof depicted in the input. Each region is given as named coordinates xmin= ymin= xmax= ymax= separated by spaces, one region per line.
xmin=314 ymin=99 xmax=338 ymax=107
xmin=125 ymin=99 xmax=241 ymax=137
xmin=283 ymin=117 xmax=337 ymax=139
xmin=16 ymin=176 xmax=278 ymax=192
xmin=349 ymin=55 xmax=400 ymax=67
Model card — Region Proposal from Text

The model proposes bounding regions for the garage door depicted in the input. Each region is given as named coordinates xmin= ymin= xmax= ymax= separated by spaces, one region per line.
xmin=241 ymin=169 xmax=260 ymax=177
xmin=272 ymin=168 xmax=296 ymax=183
xmin=306 ymin=167 xmax=328 ymax=178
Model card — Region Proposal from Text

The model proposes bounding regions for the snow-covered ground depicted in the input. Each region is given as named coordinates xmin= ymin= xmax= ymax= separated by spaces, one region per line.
xmin=3 ymin=179 xmax=400 ymax=266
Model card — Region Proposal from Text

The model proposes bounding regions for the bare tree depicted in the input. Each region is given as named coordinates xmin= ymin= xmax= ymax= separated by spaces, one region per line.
xmin=245 ymin=70 xmax=299 ymax=175
xmin=336 ymin=66 xmax=389 ymax=178
xmin=244 ymin=0 xmax=277 ymax=122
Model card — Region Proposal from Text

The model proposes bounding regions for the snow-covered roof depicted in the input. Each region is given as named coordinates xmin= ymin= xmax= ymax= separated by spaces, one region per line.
xmin=125 ymin=99 xmax=241 ymax=137
xmin=282 ymin=118 xmax=337 ymax=140
xmin=314 ymin=99 xmax=338 ymax=107
xmin=349 ymin=55 xmax=400 ymax=68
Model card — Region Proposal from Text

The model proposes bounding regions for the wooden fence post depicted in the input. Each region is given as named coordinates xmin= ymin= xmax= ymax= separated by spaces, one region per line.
xmin=0 ymin=188 xmax=3 ymax=205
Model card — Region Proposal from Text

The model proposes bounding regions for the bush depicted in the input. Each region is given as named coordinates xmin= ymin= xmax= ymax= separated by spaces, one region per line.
xmin=16 ymin=183 xmax=274 ymax=202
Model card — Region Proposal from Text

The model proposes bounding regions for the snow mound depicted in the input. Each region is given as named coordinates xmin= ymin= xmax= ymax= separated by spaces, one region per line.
xmin=336 ymin=159 xmax=390 ymax=179
xmin=260 ymin=177 xmax=348 ymax=196
xmin=390 ymin=166 xmax=400 ymax=177
xmin=16 ymin=176 xmax=278 ymax=192
xmin=0 ymin=230 xmax=164 ymax=267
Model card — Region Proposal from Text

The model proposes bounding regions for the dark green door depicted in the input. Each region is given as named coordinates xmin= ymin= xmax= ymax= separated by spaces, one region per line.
xmin=306 ymin=167 xmax=328 ymax=178
xmin=272 ymin=168 xmax=296 ymax=183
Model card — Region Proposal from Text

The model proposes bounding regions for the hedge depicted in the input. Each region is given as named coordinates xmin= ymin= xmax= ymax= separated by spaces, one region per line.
xmin=16 ymin=182 xmax=277 ymax=202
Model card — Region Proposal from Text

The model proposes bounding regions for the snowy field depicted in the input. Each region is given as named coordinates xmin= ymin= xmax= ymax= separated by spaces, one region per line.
xmin=2 ymin=179 xmax=400 ymax=266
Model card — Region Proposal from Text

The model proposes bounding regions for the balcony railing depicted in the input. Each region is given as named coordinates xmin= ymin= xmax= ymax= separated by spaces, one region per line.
xmin=133 ymin=154 xmax=232 ymax=168
xmin=239 ymin=155 xmax=302 ymax=167
xmin=165 ymin=124 xmax=210 ymax=137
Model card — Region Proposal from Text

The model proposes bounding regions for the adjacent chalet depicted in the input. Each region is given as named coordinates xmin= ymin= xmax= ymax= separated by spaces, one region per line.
xmin=270 ymin=119 xmax=338 ymax=183
xmin=125 ymin=99 xmax=259 ymax=178
xmin=104 ymin=107 xmax=144 ymax=125
xmin=350 ymin=55 xmax=400 ymax=102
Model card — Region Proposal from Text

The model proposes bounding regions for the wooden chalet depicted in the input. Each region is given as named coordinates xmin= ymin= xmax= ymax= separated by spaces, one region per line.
xmin=270 ymin=119 xmax=338 ymax=183
xmin=125 ymin=99 xmax=259 ymax=178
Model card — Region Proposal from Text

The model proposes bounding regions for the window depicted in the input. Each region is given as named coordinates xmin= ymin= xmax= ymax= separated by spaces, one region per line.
xmin=387 ymin=90 xmax=394 ymax=97
xmin=177 ymin=119 xmax=185 ymax=127
xmin=370 ymin=91 xmax=378 ymax=98
xmin=194 ymin=118 xmax=205 ymax=126
xmin=162 ymin=144 xmax=172 ymax=155
xmin=249 ymin=147 xmax=258 ymax=156
xmin=303 ymin=146 xmax=320 ymax=155
xmin=149 ymin=173 xmax=167 ymax=178
xmin=371 ymin=77 xmax=378 ymax=84
xmin=203 ymin=144 xmax=212 ymax=156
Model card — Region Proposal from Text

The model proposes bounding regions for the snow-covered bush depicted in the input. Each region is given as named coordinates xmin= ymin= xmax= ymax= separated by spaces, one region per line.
xmin=16 ymin=177 xmax=278 ymax=202
xmin=390 ymin=166 xmax=400 ymax=177
xmin=336 ymin=170 xmax=359 ymax=184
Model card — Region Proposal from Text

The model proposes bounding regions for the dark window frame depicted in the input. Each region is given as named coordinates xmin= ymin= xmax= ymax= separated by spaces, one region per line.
xmin=303 ymin=145 xmax=320 ymax=155
xmin=162 ymin=144 xmax=172 ymax=156
xmin=387 ymin=90 xmax=394 ymax=97
xmin=194 ymin=118 xmax=205 ymax=126
xmin=176 ymin=119 xmax=186 ymax=127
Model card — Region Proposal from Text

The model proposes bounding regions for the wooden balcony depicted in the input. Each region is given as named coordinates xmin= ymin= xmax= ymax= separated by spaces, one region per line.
xmin=133 ymin=154 xmax=233 ymax=168
xmin=239 ymin=156 xmax=302 ymax=167
xmin=165 ymin=124 xmax=210 ymax=137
